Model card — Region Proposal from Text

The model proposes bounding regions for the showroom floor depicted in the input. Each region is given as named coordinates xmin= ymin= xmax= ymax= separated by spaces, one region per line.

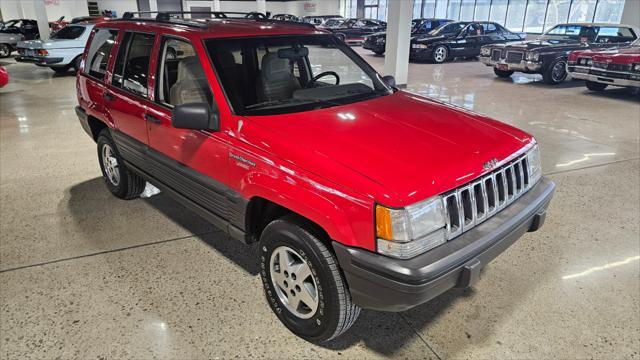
xmin=1 ymin=49 xmax=639 ymax=359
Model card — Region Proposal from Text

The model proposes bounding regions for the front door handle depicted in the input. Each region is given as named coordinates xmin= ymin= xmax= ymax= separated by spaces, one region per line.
xmin=144 ymin=113 xmax=162 ymax=125
xmin=103 ymin=92 xmax=115 ymax=101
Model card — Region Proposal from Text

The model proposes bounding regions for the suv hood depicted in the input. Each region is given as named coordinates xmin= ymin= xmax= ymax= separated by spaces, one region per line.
xmin=242 ymin=91 xmax=532 ymax=207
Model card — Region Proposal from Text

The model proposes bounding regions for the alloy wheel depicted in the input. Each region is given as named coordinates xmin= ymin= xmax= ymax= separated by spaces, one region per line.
xmin=269 ymin=246 xmax=319 ymax=319
xmin=434 ymin=46 xmax=447 ymax=63
xmin=0 ymin=45 xmax=9 ymax=57
xmin=101 ymin=143 xmax=120 ymax=186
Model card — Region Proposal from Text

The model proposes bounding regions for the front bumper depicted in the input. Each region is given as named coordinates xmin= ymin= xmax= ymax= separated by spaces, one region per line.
xmin=15 ymin=55 xmax=64 ymax=66
xmin=409 ymin=47 xmax=434 ymax=61
xmin=568 ymin=66 xmax=640 ymax=88
xmin=333 ymin=177 xmax=555 ymax=312
xmin=363 ymin=41 xmax=385 ymax=53
xmin=480 ymin=55 xmax=542 ymax=73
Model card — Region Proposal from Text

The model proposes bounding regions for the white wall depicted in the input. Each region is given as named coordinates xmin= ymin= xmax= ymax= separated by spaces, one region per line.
xmin=183 ymin=0 xmax=340 ymax=16
xmin=0 ymin=0 xmax=88 ymax=22
xmin=621 ymin=0 xmax=640 ymax=29
xmin=95 ymin=0 xmax=138 ymax=17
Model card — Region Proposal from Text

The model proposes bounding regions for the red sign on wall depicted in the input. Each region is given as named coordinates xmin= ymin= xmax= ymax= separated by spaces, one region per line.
xmin=304 ymin=2 xmax=316 ymax=13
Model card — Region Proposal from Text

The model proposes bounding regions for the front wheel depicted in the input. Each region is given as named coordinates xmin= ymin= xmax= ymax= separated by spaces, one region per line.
xmin=432 ymin=45 xmax=448 ymax=63
xmin=585 ymin=81 xmax=608 ymax=91
xmin=542 ymin=58 xmax=568 ymax=85
xmin=96 ymin=129 xmax=145 ymax=200
xmin=373 ymin=50 xmax=385 ymax=55
xmin=494 ymin=68 xmax=514 ymax=78
xmin=260 ymin=215 xmax=360 ymax=342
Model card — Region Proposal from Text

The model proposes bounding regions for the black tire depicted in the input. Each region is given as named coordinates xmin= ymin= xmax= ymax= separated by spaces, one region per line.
xmin=260 ymin=215 xmax=360 ymax=343
xmin=542 ymin=58 xmax=568 ymax=85
xmin=96 ymin=129 xmax=145 ymax=200
xmin=71 ymin=56 xmax=82 ymax=72
xmin=494 ymin=68 xmax=514 ymax=78
xmin=585 ymin=81 xmax=608 ymax=91
xmin=51 ymin=66 xmax=69 ymax=74
xmin=0 ymin=44 xmax=10 ymax=58
xmin=432 ymin=45 xmax=448 ymax=63
xmin=374 ymin=50 xmax=385 ymax=55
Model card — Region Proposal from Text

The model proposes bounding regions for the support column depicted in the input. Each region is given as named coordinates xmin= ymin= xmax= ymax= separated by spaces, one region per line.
xmin=29 ymin=0 xmax=50 ymax=40
xmin=213 ymin=0 xmax=221 ymax=12
xmin=383 ymin=0 xmax=413 ymax=86
xmin=621 ymin=0 xmax=640 ymax=29
xmin=256 ymin=0 xmax=266 ymax=15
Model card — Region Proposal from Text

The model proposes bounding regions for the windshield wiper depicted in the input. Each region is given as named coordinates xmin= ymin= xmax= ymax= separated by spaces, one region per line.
xmin=245 ymin=98 xmax=301 ymax=110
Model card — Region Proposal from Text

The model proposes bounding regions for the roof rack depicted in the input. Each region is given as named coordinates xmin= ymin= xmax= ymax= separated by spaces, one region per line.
xmin=120 ymin=10 xmax=317 ymax=29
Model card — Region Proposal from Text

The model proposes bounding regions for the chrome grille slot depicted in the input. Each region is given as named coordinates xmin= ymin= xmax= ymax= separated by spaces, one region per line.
xmin=506 ymin=51 xmax=523 ymax=64
xmin=491 ymin=49 xmax=502 ymax=61
xmin=443 ymin=151 xmax=536 ymax=240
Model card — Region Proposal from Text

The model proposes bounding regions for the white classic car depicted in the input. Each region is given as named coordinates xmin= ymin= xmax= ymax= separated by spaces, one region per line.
xmin=16 ymin=24 xmax=93 ymax=73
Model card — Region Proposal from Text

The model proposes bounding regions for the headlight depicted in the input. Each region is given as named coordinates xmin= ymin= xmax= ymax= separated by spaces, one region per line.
xmin=633 ymin=63 xmax=640 ymax=72
xmin=412 ymin=43 xmax=429 ymax=49
xmin=526 ymin=51 xmax=540 ymax=62
xmin=480 ymin=47 xmax=491 ymax=56
xmin=527 ymin=144 xmax=542 ymax=185
xmin=375 ymin=196 xmax=446 ymax=259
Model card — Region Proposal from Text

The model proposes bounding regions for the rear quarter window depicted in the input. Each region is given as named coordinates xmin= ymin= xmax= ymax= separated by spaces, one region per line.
xmin=596 ymin=27 xmax=637 ymax=43
xmin=83 ymin=28 xmax=118 ymax=80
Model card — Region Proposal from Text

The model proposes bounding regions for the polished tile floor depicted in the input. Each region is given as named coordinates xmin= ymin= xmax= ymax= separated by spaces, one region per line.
xmin=1 ymin=49 xmax=639 ymax=359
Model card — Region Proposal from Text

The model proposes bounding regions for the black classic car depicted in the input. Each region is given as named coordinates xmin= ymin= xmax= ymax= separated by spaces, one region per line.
xmin=324 ymin=18 xmax=387 ymax=44
xmin=410 ymin=21 xmax=523 ymax=63
xmin=0 ymin=19 xmax=40 ymax=40
xmin=303 ymin=15 xmax=343 ymax=26
xmin=364 ymin=18 xmax=452 ymax=55
xmin=480 ymin=23 xmax=639 ymax=84
xmin=271 ymin=14 xmax=304 ymax=23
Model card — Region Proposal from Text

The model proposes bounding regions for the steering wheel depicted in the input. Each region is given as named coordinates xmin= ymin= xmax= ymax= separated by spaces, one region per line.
xmin=307 ymin=71 xmax=340 ymax=88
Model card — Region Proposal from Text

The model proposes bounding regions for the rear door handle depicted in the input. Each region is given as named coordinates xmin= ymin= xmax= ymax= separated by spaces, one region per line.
xmin=144 ymin=113 xmax=162 ymax=125
xmin=103 ymin=92 xmax=115 ymax=101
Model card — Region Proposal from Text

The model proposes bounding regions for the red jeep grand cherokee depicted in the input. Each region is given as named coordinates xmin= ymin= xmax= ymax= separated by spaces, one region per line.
xmin=75 ymin=12 xmax=555 ymax=342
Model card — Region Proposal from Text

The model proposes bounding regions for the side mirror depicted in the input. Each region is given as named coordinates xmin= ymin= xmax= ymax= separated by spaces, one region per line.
xmin=171 ymin=103 xmax=219 ymax=131
xmin=382 ymin=75 xmax=396 ymax=87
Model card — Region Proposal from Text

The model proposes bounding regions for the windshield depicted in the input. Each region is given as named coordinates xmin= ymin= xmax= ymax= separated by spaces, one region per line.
xmin=324 ymin=19 xmax=344 ymax=27
xmin=51 ymin=25 xmax=85 ymax=39
xmin=428 ymin=22 xmax=466 ymax=36
xmin=1 ymin=20 xmax=20 ymax=29
xmin=633 ymin=38 xmax=640 ymax=46
xmin=205 ymin=35 xmax=391 ymax=116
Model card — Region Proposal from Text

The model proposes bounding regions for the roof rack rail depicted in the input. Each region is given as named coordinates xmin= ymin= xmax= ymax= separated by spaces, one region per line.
xmin=120 ymin=10 xmax=317 ymax=29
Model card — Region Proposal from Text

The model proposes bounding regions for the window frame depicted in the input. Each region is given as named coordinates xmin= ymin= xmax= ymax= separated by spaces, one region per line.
xmin=82 ymin=27 xmax=119 ymax=83
xmin=154 ymin=34 xmax=214 ymax=110
xmin=110 ymin=30 xmax=156 ymax=99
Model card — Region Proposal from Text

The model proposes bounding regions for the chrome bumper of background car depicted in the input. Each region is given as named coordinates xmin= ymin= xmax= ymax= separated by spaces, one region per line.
xmin=570 ymin=72 xmax=640 ymax=87
xmin=480 ymin=55 xmax=542 ymax=72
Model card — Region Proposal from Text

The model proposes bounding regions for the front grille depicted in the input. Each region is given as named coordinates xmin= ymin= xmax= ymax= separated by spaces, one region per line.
xmin=506 ymin=51 xmax=523 ymax=64
xmin=443 ymin=154 xmax=531 ymax=239
xmin=491 ymin=49 xmax=502 ymax=61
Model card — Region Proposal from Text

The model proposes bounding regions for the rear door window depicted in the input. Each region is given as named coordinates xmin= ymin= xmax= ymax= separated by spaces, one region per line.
xmin=112 ymin=32 xmax=155 ymax=97
xmin=596 ymin=27 xmax=637 ymax=43
xmin=83 ymin=28 xmax=118 ymax=80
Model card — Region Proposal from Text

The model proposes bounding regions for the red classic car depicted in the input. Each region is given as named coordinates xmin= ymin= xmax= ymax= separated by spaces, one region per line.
xmin=567 ymin=38 xmax=640 ymax=91
xmin=0 ymin=66 xmax=8 ymax=87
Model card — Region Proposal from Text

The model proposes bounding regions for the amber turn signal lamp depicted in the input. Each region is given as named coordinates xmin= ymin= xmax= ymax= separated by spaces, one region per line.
xmin=375 ymin=205 xmax=393 ymax=240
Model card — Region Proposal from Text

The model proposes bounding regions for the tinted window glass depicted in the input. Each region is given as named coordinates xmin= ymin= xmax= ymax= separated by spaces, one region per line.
xmin=112 ymin=32 xmax=155 ymax=97
xmin=84 ymin=28 xmax=117 ymax=80
xmin=52 ymin=25 xmax=85 ymax=39
xmin=156 ymin=37 xmax=213 ymax=107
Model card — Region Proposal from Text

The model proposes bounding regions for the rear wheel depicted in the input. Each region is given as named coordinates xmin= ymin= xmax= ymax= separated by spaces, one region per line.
xmin=432 ymin=45 xmax=448 ymax=63
xmin=96 ymin=129 xmax=145 ymax=200
xmin=0 ymin=44 xmax=10 ymax=58
xmin=542 ymin=58 xmax=568 ymax=85
xmin=585 ymin=81 xmax=608 ymax=91
xmin=494 ymin=68 xmax=514 ymax=78
xmin=373 ymin=50 xmax=385 ymax=55
xmin=260 ymin=215 xmax=360 ymax=342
